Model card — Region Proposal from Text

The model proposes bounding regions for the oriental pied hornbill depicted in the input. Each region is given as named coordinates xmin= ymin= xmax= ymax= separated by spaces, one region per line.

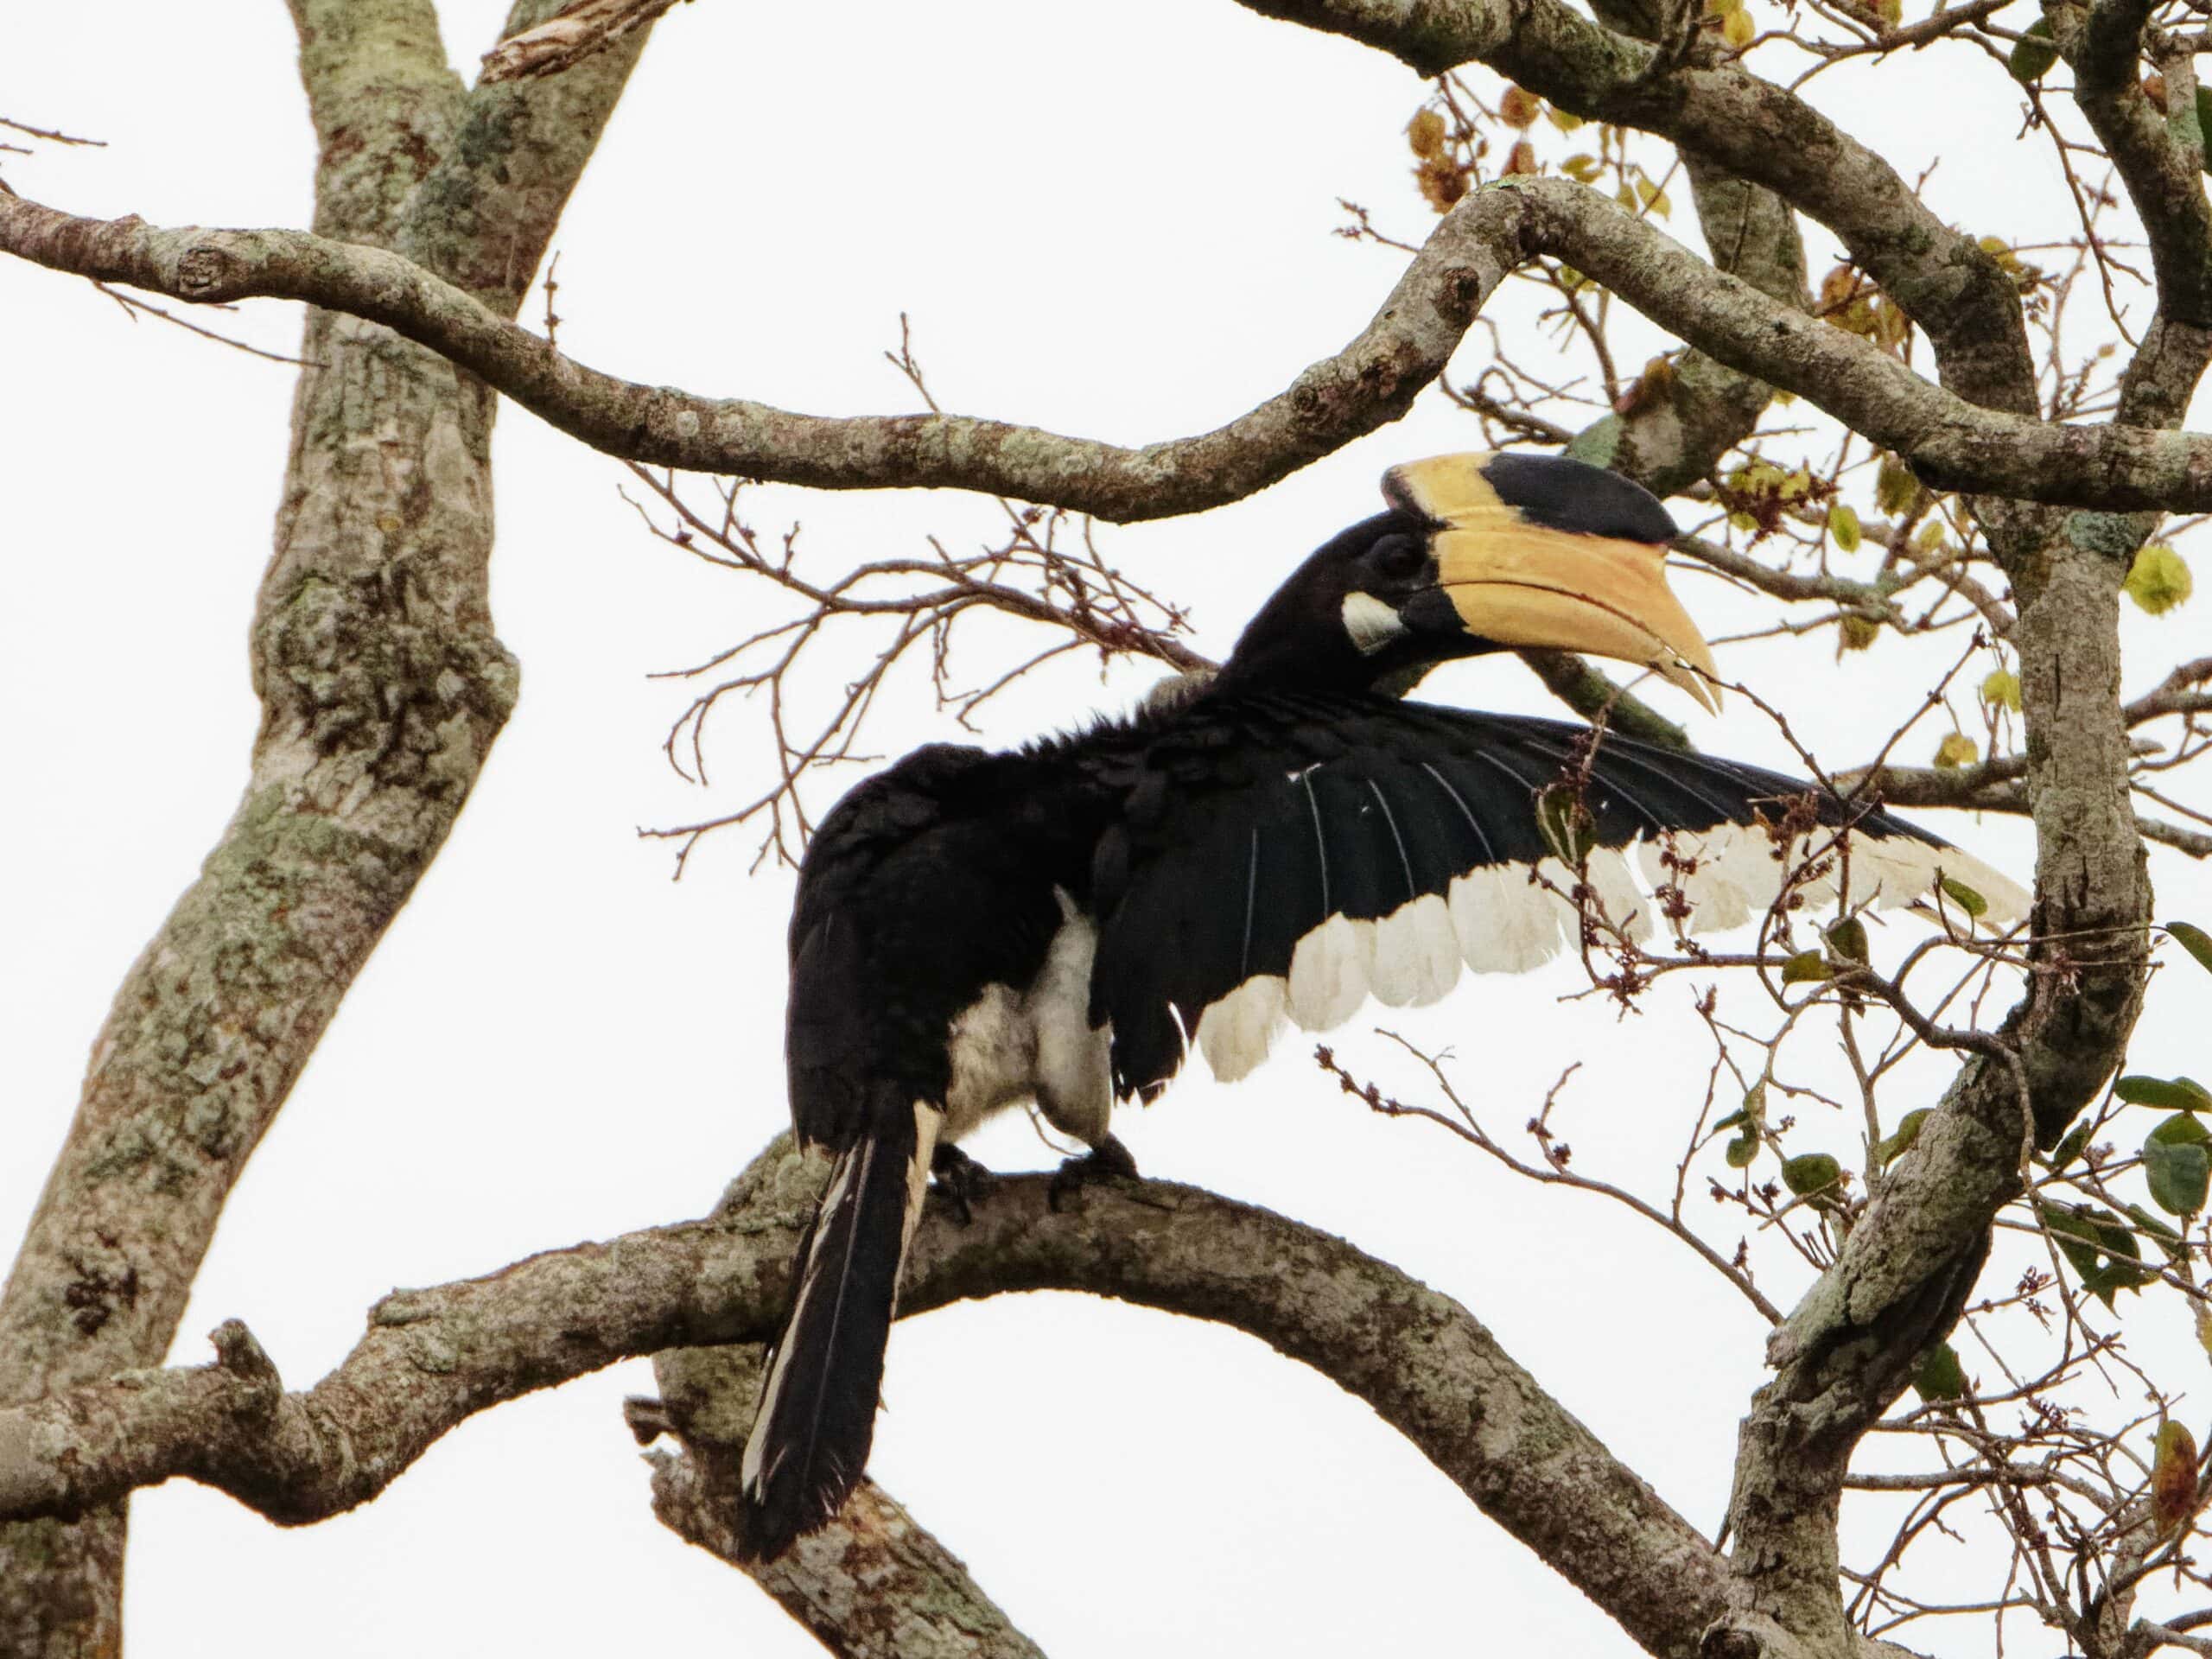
xmin=735 ymin=451 xmax=2025 ymax=1560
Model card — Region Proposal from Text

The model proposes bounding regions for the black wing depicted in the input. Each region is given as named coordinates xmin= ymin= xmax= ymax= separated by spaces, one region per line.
xmin=785 ymin=743 xmax=1072 ymax=1149
xmin=1087 ymin=694 xmax=2025 ymax=1102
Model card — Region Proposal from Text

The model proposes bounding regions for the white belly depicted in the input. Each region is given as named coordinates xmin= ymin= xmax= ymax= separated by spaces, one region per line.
xmin=941 ymin=889 xmax=1114 ymax=1147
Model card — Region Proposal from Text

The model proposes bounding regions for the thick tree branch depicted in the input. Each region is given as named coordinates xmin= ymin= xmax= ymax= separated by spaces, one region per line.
xmin=1714 ymin=502 xmax=2153 ymax=1654
xmin=2058 ymin=0 xmax=2212 ymax=430
xmin=0 ymin=3 xmax=658 ymax=1650
xmin=14 ymin=181 xmax=2212 ymax=521
xmin=653 ymin=1460 xmax=1047 ymax=1659
xmin=0 ymin=1145 xmax=1734 ymax=1659
xmin=632 ymin=1344 xmax=1046 ymax=1659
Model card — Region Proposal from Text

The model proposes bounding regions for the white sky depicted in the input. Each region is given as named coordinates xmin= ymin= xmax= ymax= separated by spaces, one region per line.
xmin=4 ymin=3 xmax=2210 ymax=1656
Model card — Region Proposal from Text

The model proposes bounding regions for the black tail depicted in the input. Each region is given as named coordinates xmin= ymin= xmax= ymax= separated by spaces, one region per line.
xmin=736 ymin=1106 xmax=934 ymax=1560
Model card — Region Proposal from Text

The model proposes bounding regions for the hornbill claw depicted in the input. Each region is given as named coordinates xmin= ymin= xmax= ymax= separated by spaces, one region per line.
xmin=930 ymin=1141 xmax=995 ymax=1224
xmin=1048 ymin=1135 xmax=1140 ymax=1211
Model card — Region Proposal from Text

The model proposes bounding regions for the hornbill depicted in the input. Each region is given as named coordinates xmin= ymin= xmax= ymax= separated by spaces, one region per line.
xmin=735 ymin=451 xmax=2025 ymax=1560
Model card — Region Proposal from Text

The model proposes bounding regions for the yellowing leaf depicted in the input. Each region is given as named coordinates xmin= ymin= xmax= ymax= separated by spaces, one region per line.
xmin=1875 ymin=454 xmax=1921 ymax=517
xmin=1546 ymin=107 xmax=1585 ymax=132
xmin=1828 ymin=504 xmax=1861 ymax=551
xmin=1407 ymin=108 xmax=1447 ymax=160
xmin=1723 ymin=5 xmax=1756 ymax=46
xmin=1934 ymin=733 xmax=1980 ymax=770
xmin=1499 ymin=86 xmax=1541 ymax=129
xmin=2126 ymin=544 xmax=2193 ymax=615
xmin=1980 ymin=669 xmax=2023 ymax=713
xmin=1838 ymin=613 xmax=1879 ymax=653
xmin=1562 ymin=153 xmax=1603 ymax=184
xmin=2153 ymin=1421 xmax=2201 ymax=1537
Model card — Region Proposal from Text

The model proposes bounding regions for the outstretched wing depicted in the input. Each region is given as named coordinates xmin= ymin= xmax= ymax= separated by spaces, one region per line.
xmin=1087 ymin=694 xmax=2026 ymax=1102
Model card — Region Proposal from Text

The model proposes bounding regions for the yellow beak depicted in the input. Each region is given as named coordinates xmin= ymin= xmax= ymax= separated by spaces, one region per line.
xmin=1384 ymin=452 xmax=1722 ymax=714
xmin=1436 ymin=525 xmax=1723 ymax=713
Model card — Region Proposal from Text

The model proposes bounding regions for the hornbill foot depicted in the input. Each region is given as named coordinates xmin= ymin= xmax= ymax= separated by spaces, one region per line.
xmin=930 ymin=1142 xmax=995 ymax=1224
xmin=1048 ymin=1135 xmax=1140 ymax=1212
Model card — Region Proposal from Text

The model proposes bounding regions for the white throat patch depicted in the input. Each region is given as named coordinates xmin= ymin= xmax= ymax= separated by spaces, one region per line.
xmin=1340 ymin=591 xmax=1408 ymax=655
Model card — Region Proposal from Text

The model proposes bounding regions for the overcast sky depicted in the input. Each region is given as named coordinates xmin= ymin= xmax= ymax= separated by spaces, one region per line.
xmin=5 ymin=3 xmax=2211 ymax=1656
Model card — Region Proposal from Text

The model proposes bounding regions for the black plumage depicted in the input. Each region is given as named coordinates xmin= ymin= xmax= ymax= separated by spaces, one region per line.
xmin=734 ymin=451 xmax=2027 ymax=1560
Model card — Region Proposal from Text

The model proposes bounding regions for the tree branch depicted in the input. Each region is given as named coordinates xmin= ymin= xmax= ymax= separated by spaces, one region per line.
xmin=631 ymin=1344 xmax=1047 ymax=1659
xmin=1234 ymin=0 xmax=2039 ymax=416
xmin=479 ymin=0 xmax=682 ymax=83
xmin=14 ymin=180 xmax=2212 ymax=521
xmin=0 ymin=1142 xmax=1734 ymax=1659
xmin=2059 ymin=0 xmax=2212 ymax=429
xmin=0 ymin=2 xmax=661 ymax=1649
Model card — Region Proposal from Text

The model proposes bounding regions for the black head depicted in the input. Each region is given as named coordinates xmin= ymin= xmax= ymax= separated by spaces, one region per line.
xmin=1211 ymin=451 xmax=1719 ymax=707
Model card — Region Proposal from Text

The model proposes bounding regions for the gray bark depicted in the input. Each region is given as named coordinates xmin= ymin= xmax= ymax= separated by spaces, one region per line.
xmin=0 ymin=3 xmax=649 ymax=1649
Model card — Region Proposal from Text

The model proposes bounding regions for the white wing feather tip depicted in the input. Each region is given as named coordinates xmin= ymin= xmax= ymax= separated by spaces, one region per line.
xmin=1184 ymin=819 xmax=2028 ymax=1091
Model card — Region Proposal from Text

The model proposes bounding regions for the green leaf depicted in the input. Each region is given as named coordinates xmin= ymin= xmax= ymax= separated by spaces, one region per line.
xmin=1940 ymin=876 xmax=1989 ymax=918
xmin=1874 ymin=454 xmax=1921 ymax=517
xmin=1828 ymin=504 xmax=1861 ymax=552
xmin=2125 ymin=1203 xmax=2190 ymax=1264
xmin=2145 ymin=1121 xmax=2212 ymax=1216
xmin=2197 ymin=86 xmax=2212 ymax=176
xmin=1782 ymin=1152 xmax=1844 ymax=1198
xmin=1535 ymin=783 xmax=1596 ymax=865
xmin=1783 ymin=950 xmax=1834 ymax=984
xmin=2037 ymin=1199 xmax=2152 ymax=1306
xmin=1726 ymin=1129 xmax=1759 ymax=1169
xmin=2046 ymin=1122 xmax=2094 ymax=1170
xmin=2037 ymin=1198 xmax=2106 ymax=1278
xmin=1826 ymin=916 xmax=1870 ymax=965
xmin=2117 ymin=1075 xmax=2212 ymax=1113
xmin=1878 ymin=1109 xmax=1930 ymax=1166
xmin=1913 ymin=1341 xmax=1967 ymax=1402
xmin=2167 ymin=921 xmax=2212 ymax=977
xmin=2152 ymin=1112 xmax=2212 ymax=1146
xmin=2007 ymin=18 xmax=2057 ymax=82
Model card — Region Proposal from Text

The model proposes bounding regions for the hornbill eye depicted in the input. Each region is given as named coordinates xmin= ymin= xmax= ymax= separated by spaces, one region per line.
xmin=1370 ymin=531 xmax=1427 ymax=582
